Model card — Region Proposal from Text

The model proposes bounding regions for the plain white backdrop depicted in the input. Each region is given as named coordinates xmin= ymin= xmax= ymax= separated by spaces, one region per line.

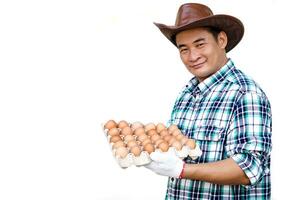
xmin=0 ymin=0 xmax=299 ymax=199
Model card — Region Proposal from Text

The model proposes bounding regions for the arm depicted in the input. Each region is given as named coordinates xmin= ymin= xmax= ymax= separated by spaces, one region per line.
xmin=183 ymin=158 xmax=250 ymax=185
xmin=146 ymin=150 xmax=250 ymax=185
xmin=146 ymin=92 xmax=271 ymax=186
xmin=185 ymin=92 xmax=271 ymax=186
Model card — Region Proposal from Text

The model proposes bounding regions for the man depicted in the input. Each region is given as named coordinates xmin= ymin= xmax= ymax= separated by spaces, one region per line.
xmin=145 ymin=3 xmax=272 ymax=200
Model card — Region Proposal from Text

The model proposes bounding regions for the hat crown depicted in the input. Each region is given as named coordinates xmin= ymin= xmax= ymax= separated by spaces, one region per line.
xmin=175 ymin=3 xmax=213 ymax=27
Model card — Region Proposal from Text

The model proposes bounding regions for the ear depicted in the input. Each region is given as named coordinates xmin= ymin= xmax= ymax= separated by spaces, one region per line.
xmin=217 ymin=31 xmax=228 ymax=50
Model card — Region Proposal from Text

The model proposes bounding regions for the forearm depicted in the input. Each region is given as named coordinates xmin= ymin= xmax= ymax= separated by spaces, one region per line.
xmin=183 ymin=158 xmax=250 ymax=185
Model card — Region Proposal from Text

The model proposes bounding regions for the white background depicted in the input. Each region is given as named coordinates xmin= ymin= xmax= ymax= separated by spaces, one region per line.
xmin=0 ymin=0 xmax=299 ymax=199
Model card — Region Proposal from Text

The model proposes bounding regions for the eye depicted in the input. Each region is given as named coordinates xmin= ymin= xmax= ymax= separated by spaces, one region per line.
xmin=195 ymin=43 xmax=204 ymax=48
xmin=180 ymin=48 xmax=188 ymax=54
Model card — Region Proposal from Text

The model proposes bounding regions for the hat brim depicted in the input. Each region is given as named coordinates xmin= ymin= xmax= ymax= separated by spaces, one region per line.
xmin=154 ymin=14 xmax=244 ymax=52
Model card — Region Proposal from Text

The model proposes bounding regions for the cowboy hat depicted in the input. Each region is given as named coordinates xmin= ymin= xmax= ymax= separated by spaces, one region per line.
xmin=154 ymin=3 xmax=244 ymax=52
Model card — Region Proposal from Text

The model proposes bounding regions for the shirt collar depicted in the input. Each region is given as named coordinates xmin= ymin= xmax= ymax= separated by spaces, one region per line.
xmin=183 ymin=59 xmax=236 ymax=97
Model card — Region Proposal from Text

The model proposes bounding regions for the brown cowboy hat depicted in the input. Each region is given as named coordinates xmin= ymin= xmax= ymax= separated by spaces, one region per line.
xmin=154 ymin=3 xmax=244 ymax=52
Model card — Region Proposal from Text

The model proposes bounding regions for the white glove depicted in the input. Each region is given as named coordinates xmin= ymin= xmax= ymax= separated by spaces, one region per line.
xmin=145 ymin=149 xmax=185 ymax=178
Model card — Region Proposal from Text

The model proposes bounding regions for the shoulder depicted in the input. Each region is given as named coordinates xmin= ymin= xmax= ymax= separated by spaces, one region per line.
xmin=226 ymin=67 xmax=268 ymax=99
xmin=224 ymin=68 xmax=272 ymax=116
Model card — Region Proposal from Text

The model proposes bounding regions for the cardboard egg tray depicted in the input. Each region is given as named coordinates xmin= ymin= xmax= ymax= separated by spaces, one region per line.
xmin=102 ymin=122 xmax=202 ymax=168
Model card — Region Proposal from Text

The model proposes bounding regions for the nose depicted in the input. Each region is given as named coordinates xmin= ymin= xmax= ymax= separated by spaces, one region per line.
xmin=189 ymin=48 xmax=201 ymax=62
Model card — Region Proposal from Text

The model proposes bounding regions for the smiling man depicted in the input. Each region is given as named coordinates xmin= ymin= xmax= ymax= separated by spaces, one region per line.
xmin=176 ymin=27 xmax=228 ymax=82
xmin=145 ymin=3 xmax=272 ymax=200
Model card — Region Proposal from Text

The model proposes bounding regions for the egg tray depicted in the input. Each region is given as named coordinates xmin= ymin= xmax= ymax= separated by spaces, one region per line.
xmin=103 ymin=128 xmax=202 ymax=168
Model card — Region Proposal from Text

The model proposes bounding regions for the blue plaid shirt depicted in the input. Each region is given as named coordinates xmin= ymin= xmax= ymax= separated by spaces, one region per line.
xmin=166 ymin=59 xmax=272 ymax=199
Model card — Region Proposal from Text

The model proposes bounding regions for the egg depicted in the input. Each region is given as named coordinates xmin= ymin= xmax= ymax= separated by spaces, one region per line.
xmin=131 ymin=121 xmax=144 ymax=131
xmin=155 ymin=139 xmax=164 ymax=147
xmin=126 ymin=140 xmax=138 ymax=148
xmin=113 ymin=140 xmax=125 ymax=149
xmin=150 ymin=134 xmax=161 ymax=142
xmin=141 ymin=138 xmax=152 ymax=146
xmin=185 ymin=139 xmax=196 ymax=149
xmin=147 ymin=129 xmax=158 ymax=137
xmin=143 ymin=143 xmax=155 ymax=154
xmin=171 ymin=140 xmax=182 ymax=151
xmin=115 ymin=146 xmax=128 ymax=158
xmin=121 ymin=126 xmax=133 ymax=136
xmin=118 ymin=120 xmax=129 ymax=129
xmin=168 ymin=124 xmax=179 ymax=133
xmin=137 ymin=134 xmax=148 ymax=142
xmin=175 ymin=134 xmax=184 ymax=141
xmin=110 ymin=135 xmax=122 ymax=143
xmin=124 ymin=135 xmax=135 ymax=143
xmin=156 ymin=123 xmax=166 ymax=133
xmin=108 ymin=128 xmax=120 ymax=137
xmin=104 ymin=120 xmax=117 ymax=130
xmin=180 ymin=136 xmax=189 ymax=145
xmin=158 ymin=142 xmax=169 ymax=152
xmin=130 ymin=146 xmax=141 ymax=156
xmin=172 ymin=129 xmax=182 ymax=137
xmin=159 ymin=129 xmax=169 ymax=137
xmin=163 ymin=135 xmax=173 ymax=142
xmin=168 ymin=137 xmax=177 ymax=145
xmin=145 ymin=123 xmax=156 ymax=132
xmin=134 ymin=127 xmax=146 ymax=137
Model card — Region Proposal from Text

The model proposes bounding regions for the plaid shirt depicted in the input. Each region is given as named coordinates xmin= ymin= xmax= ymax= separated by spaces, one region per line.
xmin=166 ymin=59 xmax=272 ymax=200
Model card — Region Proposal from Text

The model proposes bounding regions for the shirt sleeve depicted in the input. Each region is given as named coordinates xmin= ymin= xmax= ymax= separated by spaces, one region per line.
xmin=225 ymin=91 xmax=272 ymax=186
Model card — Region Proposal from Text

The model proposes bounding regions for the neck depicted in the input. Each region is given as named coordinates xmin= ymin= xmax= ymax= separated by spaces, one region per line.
xmin=197 ymin=56 xmax=229 ymax=83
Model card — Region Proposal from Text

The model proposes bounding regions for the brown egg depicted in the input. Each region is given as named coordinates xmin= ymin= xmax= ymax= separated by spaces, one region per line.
xmin=121 ymin=126 xmax=133 ymax=136
xmin=159 ymin=129 xmax=169 ymax=137
xmin=118 ymin=120 xmax=129 ymax=129
xmin=131 ymin=121 xmax=144 ymax=130
xmin=175 ymin=134 xmax=184 ymax=141
xmin=180 ymin=136 xmax=189 ymax=145
xmin=155 ymin=139 xmax=164 ymax=147
xmin=185 ymin=139 xmax=196 ymax=149
xmin=130 ymin=146 xmax=141 ymax=156
xmin=168 ymin=124 xmax=179 ymax=133
xmin=150 ymin=134 xmax=161 ymax=142
xmin=158 ymin=142 xmax=169 ymax=152
xmin=168 ymin=137 xmax=177 ymax=145
xmin=147 ymin=129 xmax=158 ymax=137
xmin=172 ymin=129 xmax=182 ymax=137
xmin=143 ymin=143 xmax=155 ymax=154
xmin=104 ymin=120 xmax=117 ymax=130
xmin=124 ymin=135 xmax=135 ymax=143
xmin=171 ymin=140 xmax=182 ymax=151
xmin=141 ymin=138 xmax=152 ymax=146
xmin=134 ymin=127 xmax=146 ymax=137
xmin=115 ymin=146 xmax=128 ymax=158
xmin=137 ymin=134 xmax=148 ymax=142
xmin=110 ymin=135 xmax=122 ymax=143
xmin=108 ymin=128 xmax=120 ymax=137
xmin=145 ymin=123 xmax=156 ymax=132
xmin=163 ymin=135 xmax=173 ymax=142
xmin=126 ymin=140 xmax=138 ymax=148
xmin=156 ymin=123 xmax=166 ymax=133
xmin=113 ymin=140 xmax=125 ymax=149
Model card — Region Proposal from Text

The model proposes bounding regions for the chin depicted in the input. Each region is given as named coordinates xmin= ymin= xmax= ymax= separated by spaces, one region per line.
xmin=192 ymin=68 xmax=208 ymax=77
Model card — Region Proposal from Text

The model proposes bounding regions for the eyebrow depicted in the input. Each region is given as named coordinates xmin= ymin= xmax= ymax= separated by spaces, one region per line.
xmin=177 ymin=38 xmax=205 ymax=49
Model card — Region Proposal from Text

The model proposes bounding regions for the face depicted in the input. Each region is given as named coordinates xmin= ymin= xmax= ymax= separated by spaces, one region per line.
xmin=175 ymin=27 xmax=228 ymax=82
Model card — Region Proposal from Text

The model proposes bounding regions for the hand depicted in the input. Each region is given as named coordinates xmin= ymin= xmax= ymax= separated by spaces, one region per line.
xmin=145 ymin=148 xmax=184 ymax=178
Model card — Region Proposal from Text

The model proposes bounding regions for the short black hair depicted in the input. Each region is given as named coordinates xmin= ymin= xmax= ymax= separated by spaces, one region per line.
xmin=204 ymin=26 xmax=222 ymax=41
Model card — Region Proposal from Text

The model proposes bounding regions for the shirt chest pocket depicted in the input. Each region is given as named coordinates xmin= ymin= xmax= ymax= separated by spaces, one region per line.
xmin=191 ymin=125 xmax=226 ymax=162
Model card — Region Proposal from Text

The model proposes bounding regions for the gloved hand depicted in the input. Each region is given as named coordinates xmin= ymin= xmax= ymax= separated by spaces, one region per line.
xmin=145 ymin=149 xmax=185 ymax=178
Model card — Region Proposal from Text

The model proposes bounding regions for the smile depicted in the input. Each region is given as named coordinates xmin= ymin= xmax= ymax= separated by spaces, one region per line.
xmin=191 ymin=61 xmax=206 ymax=69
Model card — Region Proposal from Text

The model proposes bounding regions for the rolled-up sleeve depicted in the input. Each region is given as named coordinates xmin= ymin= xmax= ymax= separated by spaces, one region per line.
xmin=226 ymin=91 xmax=272 ymax=186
